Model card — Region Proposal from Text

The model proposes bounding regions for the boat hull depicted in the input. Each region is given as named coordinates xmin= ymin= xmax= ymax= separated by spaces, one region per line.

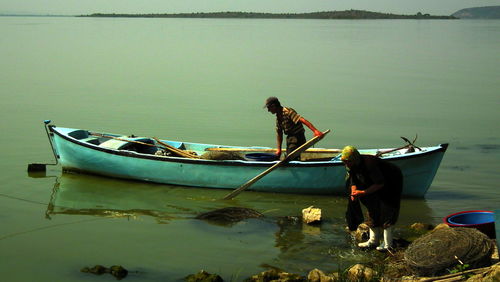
xmin=49 ymin=126 xmax=448 ymax=197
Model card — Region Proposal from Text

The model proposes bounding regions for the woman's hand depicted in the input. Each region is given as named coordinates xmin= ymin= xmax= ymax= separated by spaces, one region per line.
xmin=350 ymin=185 xmax=366 ymax=200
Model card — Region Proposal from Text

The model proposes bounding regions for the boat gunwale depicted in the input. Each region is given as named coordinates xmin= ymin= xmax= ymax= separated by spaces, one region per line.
xmin=50 ymin=126 xmax=448 ymax=168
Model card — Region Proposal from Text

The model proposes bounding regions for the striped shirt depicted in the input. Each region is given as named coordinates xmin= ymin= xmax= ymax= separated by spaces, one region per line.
xmin=276 ymin=107 xmax=305 ymax=135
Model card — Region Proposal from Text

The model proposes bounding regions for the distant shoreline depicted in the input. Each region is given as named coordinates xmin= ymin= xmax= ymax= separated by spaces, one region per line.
xmin=0 ymin=14 xmax=73 ymax=17
xmin=4 ymin=6 xmax=499 ymax=19
xmin=79 ymin=10 xmax=457 ymax=20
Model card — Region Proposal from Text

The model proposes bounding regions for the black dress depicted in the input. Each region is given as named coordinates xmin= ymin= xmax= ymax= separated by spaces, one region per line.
xmin=346 ymin=155 xmax=403 ymax=229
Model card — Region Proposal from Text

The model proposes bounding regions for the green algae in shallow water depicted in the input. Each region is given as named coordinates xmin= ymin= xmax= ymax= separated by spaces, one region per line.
xmin=185 ymin=270 xmax=223 ymax=282
xmin=81 ymin=265 xmax=128 ymax=280
xmin=195 ymin=207 xmax=264 ymax=226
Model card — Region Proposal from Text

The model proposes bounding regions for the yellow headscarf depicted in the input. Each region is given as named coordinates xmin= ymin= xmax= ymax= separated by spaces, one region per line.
xmin=341 ymin=145 xmax=361 ymax=164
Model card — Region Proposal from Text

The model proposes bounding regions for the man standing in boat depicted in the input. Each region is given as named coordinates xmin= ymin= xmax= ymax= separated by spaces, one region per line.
xmin=264 ymin=97 xmax=323 ymax=159
xmin=341 ymin=145 xmax=403 ymax=251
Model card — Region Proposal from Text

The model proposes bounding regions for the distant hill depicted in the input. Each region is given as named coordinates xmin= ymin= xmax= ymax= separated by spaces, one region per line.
xmin=452 ymin=6 xmax=500 ymax=19
xmin=82 ymin=10 xmax=456 ymax=20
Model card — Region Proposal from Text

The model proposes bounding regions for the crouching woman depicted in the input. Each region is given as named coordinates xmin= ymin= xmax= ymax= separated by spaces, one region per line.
xmin=341 ymin=146 xmax=403 ymax=251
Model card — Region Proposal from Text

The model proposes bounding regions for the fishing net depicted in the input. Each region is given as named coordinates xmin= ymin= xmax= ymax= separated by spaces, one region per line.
xmin=404 ymin=227 xmax=494 ymax=276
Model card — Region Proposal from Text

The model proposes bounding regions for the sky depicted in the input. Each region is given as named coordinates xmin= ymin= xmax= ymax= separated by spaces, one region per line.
xmin=1 ymin=0 xmax=499 ymax=16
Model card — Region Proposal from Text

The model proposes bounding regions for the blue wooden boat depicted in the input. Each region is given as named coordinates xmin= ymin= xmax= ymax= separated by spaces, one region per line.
xmin=45 ymin=123 xmax=448 ymax=197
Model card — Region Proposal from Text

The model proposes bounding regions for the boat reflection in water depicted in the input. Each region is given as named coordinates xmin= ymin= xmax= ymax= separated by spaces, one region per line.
xmin=45 ymin=170 xmax=436 ymax=224
xmin=45 ymin=173 xmax=212 ymax=222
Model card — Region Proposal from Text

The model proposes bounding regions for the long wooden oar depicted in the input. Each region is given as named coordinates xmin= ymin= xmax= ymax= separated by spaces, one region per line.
xmin=90 ymin=133 xmax=198 ymax=159
xmin=223 ymin=130 xmax=330 ymax=200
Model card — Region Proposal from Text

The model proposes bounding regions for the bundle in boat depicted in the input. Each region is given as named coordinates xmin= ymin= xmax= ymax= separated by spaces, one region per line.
xmin=200 ymin=151 xmax=245 ymax=160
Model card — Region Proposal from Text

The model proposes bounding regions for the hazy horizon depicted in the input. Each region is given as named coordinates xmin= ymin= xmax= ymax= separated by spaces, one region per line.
xmin=1 ymin=0 xmax=499 ymax=16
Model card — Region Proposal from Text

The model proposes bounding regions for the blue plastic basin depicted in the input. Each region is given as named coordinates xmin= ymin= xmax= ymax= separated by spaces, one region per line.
xmin=444 ymin=210 xmax=496 ymax=239
xmin=245 ymin=153 xmax=277 ymax=162
xmin=496 ymin=210 xmax=500 ymax=249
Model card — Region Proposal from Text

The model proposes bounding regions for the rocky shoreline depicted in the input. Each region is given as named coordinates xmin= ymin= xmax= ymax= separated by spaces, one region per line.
xmin=185 ymin=223 xmax=499 ymax=281
xmin=187 ymin=207 xmax=499 ymax=281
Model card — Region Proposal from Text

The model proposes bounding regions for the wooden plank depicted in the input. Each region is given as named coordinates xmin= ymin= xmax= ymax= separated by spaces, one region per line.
xmin=206 ymin=147 xmax=341 ymax=153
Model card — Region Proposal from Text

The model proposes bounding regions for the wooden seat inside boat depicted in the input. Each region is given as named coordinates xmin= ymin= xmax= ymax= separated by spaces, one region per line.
xmin=80 ymin=137 xmax=101 ymax=145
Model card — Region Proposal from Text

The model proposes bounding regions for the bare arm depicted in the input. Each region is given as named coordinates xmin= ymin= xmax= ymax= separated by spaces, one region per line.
xmin=299 ymin=117 xmax=323 ymax=137
xmin=275 ymin=129 xmax=283 ymax=157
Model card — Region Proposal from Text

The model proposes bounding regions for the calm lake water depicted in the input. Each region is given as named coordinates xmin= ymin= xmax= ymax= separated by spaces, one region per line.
xmin=0 ymin=16 xmax=499 ymax=281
